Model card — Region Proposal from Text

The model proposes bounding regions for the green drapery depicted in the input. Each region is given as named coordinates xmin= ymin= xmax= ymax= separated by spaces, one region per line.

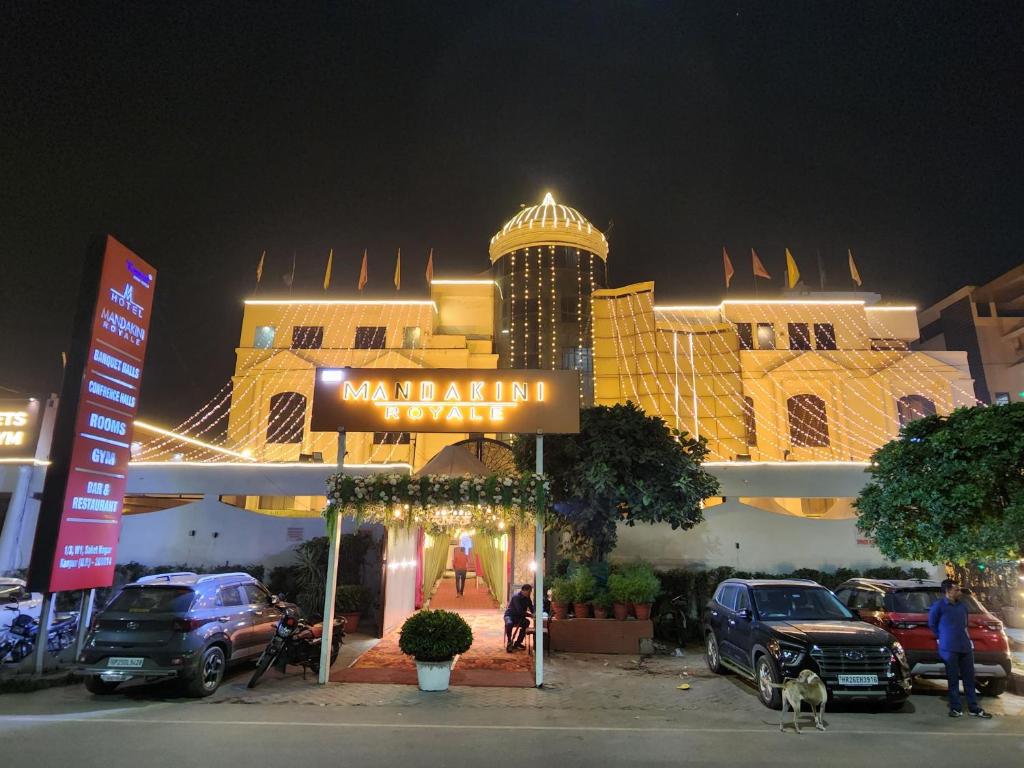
xmin=474 ymin=534 xmax=508 ymax=604
xmin=422 ymin=535 xmax=450 ymax=600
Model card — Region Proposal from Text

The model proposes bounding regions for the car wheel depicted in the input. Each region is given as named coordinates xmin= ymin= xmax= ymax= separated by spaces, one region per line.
xmin=755 ymin=654 xmax=782 ymax=709
xmin=84 ymin=676 xmax=120 ymax=695
xmin=184 ymin=645 xmax=226 ymax=698
xmin=705 ymin=632 xmax=724 ymax=674
xmin=976 ymin=677 xmax=1007 ymax=697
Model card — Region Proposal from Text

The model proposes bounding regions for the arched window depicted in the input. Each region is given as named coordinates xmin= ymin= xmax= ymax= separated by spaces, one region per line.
xmin=896 ymin=395 xmax=936 ymax=427
xmin=267 ymin=392 xmax=306 ymax=444
xmin=787 ymin=394 xmax=830 ymax=447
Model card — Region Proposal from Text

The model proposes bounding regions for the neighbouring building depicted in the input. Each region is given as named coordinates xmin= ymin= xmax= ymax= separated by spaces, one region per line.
xmin=916 ymin=263 xmax=1024 ymax=405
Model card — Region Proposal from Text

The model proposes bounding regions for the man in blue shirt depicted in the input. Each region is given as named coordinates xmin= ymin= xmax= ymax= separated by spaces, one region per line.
xmin=928 ymin=579 xmax=992 ymax=718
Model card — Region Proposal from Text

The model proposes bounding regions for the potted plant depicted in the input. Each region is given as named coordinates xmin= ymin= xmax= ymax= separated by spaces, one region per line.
xmin=592 ymin=589 xmax=612 ymax=619
xmin=630 ymin=565 xmax=661 ymax=621
xmin=608 ymin=573 xmax=631 ymax=620
xmin=398 ymin=609 xmax=473 ymax=691
xmin=334 ymin=585 xmax=371 ymax=631
xmin=549 ymin=577 xmax=573 ymax=620
xmin=569 ymin=566 xmax=596 ymax=618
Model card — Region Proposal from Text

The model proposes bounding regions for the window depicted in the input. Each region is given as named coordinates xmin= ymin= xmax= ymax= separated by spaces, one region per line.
xmin=994 ymin=392 xmax=1010 ymax=405
xmin=743 ymin=396 xmax=757 ymax=447
xmin=560 ymin=295 xmax=580 ymax=322
xmin=736 ymin=323 xmax=753 ymax=350
xmin=291 ymin=326 xmax=324 ymax=349
xmin=888 ymin=589 xmax=983 ymax=614
xmin=849 ymin=589 xmax=884 ymax=611
xmin=787 ymin=394 xmax=830 ymax=447
xmin=896 ymin=395 xmax=936 ymax=427
xmin=253 ymin=326 xmax=276 ymax=349
xmin=373 ymin=432 xmax=411 ymax=445
xmin=402 ymin=326 xmax=422 ymax=349
xmin=716 ymin=585 xmax=737 ymax=611
xmin=354 ymin=326 xmax=386 ymax=349
xmin=267 ymin=392 xmax=306 ymax=444
xmin=787 ymin=323 xmax=811 ymax=350
xmin=756 ymin=323 xmax=775 ymax=350
xmin=242 ymin=583 xmax=273 ymax=607
xmin=975 ymin=302 xmax=992 ymax=318
xmin=813 ymin=323 xmax=837 ymax=350
xmin=217 ymin=586 xmax=244 ymax=607
xmin=734 ymin=588 xmax=750 ymax=613
xmin=561 ymin=347 xmax=593 ymax=372
xmin=107 ymin=587 xmax=195 ymax=613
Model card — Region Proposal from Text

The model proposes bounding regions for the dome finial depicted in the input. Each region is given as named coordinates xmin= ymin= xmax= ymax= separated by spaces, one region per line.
xmin=541 ymin=192 xmax=556 ymax=206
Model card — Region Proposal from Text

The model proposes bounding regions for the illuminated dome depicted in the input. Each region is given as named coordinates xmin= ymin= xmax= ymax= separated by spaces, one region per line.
xmin=488 ymin=192 xmax=609 ymax=262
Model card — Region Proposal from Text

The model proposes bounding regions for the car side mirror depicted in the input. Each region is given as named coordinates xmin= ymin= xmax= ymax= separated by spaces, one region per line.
xmin=737 ymin=608 xmax=752 ymax=621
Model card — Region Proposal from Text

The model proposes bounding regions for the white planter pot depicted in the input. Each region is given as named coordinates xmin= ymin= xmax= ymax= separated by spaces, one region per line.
xmin=415 ymin=659 xmax=453 ymax=691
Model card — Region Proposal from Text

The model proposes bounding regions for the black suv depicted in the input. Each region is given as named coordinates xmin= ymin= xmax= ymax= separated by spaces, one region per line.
xmin=703 ymin=579 xmax=911 ymax=708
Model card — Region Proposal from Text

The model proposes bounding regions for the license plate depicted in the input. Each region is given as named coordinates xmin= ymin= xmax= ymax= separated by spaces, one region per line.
xmin=838 ymin=674 xmax=878 ymax=686
xmin=108 ymin=657 xmax=145 ymax=668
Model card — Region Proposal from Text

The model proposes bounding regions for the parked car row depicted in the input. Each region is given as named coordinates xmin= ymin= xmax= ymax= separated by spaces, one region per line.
xmin=703 ymin=577 xmax=1013 ymax=709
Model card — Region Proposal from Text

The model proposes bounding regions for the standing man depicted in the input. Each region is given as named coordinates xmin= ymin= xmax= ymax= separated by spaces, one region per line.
xmin=928 ymin=579 xmax=992 ymax=718
xmin=504 ymin=583 xmax=534 ymax=652
xmin=452 ymin=546 xmax=470 ymax=598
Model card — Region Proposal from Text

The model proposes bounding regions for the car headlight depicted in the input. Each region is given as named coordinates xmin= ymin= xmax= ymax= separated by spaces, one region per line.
xmin=779 ymin=646 xmax=804 ymax=666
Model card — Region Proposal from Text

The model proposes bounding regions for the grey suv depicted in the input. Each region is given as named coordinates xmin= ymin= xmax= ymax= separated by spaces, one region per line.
xmin=77 ymin=572 xmax=289 ymax=697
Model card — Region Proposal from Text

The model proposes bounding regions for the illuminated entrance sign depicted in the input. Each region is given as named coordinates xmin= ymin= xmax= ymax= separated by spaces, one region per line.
xmin=311 ymin=368 xmax=580 ymax=434
xmin=0 ymin=399 xmax=41 ymax=456
xmin=28 ymin=236 xmax=157 ymax=593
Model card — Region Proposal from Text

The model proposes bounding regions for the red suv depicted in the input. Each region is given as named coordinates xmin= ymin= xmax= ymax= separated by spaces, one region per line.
xmin=834 ymin=579 xmax=1012 ymax=696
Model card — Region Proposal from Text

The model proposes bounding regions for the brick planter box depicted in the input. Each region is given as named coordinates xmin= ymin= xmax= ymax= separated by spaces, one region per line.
xmin=548 ymin=618 xmax=654 ymax=654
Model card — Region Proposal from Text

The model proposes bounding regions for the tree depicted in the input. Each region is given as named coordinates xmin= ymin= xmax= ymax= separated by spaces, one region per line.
xmin=515 ymin=402 xmax=720 ymax=561
xmin=855 ymin=403 xmax=1024 ymax=564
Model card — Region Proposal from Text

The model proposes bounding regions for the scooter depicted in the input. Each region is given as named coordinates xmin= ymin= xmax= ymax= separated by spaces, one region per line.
xmin=0 ymin=605 xmax=79 ymax=663
xmin=247 ymin=606 xmax=345 ymax=688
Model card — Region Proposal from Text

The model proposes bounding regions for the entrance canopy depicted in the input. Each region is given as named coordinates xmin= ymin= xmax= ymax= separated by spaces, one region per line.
xmin=414 ymin=444 xmax=490 ymax=478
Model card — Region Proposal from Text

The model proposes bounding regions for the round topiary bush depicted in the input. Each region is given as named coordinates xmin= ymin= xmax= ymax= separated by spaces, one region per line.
xmin=398 ymin=609 xmax=473 ymax=662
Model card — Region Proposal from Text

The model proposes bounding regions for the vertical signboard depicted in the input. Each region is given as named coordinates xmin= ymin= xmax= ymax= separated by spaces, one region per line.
xmin=28 ymin=236 xmax=156 ymax=593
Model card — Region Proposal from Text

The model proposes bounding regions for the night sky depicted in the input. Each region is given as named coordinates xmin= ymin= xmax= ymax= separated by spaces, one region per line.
xmin=2 ymin=2 xmax=1022 ymax=425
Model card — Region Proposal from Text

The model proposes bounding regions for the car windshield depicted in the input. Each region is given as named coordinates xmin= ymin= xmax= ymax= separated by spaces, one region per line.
xmin=890 ymin=589 xmax=984 ymax=614
xmin=752 ymin=586 xmax=853 ymax=621
xmin=106 ymin=587 xmax=195 ymax=614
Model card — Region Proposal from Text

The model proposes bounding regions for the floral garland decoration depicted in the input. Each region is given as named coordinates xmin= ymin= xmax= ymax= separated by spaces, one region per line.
xmin=322 ymin=472 xmax=551 ymax=537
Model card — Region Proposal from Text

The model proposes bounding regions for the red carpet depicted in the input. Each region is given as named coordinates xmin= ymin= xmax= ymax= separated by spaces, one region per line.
xmin=332 ymin=577 xmax=535 ymax=688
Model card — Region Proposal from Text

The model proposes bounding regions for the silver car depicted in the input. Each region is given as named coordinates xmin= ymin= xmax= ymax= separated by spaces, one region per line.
xmin=77 ymin=572 xmax=290 ymax=697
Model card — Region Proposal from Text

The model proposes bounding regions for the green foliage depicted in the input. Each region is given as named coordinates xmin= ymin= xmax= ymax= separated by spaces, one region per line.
xmin=608 ymin=562 xmax=661 ymax=604
xmin=514 ymin=402 xmax=720 ymax=560
xmin=607 ymin=573 xmax=630 ymax=604
xmin=592 ymin=589 xmax=612 ymax=609
xmin=549 ymin=577 xmax=574 ymax=603
xmin=568 ymin=566 xmax=597 ymax=603
xmin=398 ymin=609 xmax=473 ymax=662
xmin=855 ymin=403 xmax=1024 ymax=564
xmin=335 ymin=584 xmax=372 ymax=613
xmin=269 ymin=534 xmax=376 ymax=617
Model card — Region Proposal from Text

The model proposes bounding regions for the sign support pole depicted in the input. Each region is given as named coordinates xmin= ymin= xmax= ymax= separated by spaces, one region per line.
xmin=74 ymin=588 xmax=96 ymax=658
xmin=534 ymin=431 xmax=544 ymax=688
xmin=32 ymin=592 xmax=54 ymax=675
xmin=318 ymin=428 xmax=345 ymax=685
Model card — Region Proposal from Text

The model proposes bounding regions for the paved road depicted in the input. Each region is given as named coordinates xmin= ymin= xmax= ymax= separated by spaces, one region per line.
xmin=2 ymin=660 xmax=1022 ymax=767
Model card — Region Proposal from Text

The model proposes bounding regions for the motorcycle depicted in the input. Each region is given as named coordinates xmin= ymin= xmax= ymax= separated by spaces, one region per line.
xmin=0 ymin=605 xmax=79 ymax=663
xmin=247 ymin=605 xmax=345 ymax=688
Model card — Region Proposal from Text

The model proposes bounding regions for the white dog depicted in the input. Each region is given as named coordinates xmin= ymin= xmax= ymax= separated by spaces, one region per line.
xmin=773 ymin=669 xmax=828 ymax=733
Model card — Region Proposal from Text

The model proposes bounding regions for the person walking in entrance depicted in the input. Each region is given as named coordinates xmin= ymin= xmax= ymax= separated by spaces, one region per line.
xmin=504 ymin=583 xmax=534 ymax=652
xmin=928 ymin=579 xmax=992 ymax=718
xmin=452 ymin=546 xmax=470 ymax=598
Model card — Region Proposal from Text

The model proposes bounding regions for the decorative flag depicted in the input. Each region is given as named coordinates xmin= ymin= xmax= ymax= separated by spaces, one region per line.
xmin=425 ymin=248 xmax=434 ymax=284
xmin=394 ymin=247 xmax=401 ymax=291
xmin=358 ymin=249 xmax=368 ymax=291
xmin=848 ymin=249 xmax=862 ymax=287
xmin=785 ymin=248 xmax=801 ymax=289
xmin=323 ymin=249 xmax=333 ymax=291
xmin=256 ymin=250 xmax=265 ymax=284
xmin=752 ymin=248 xmax=771 ymax=280
xmin=722 ymin=246 xmax=735 ymax=288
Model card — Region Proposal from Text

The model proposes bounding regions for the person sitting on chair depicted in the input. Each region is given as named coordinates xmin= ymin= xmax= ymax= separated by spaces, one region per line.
xmin=504 ymin=583 xmax=534 ymax=652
